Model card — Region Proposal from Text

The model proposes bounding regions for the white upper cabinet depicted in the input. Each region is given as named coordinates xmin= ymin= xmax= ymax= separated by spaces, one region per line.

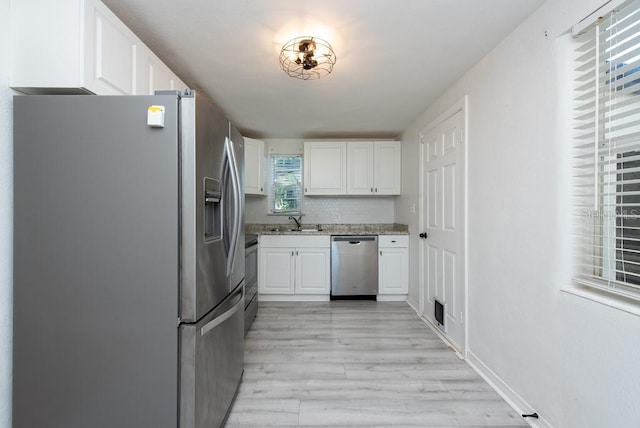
xmin=143 ymin=51 xmax=187 ymax=95
xmin=347 ymin=142 xmax=375 ymax=195
xmin=89 ymin=2 xmax=139 ymax=95
xmin=303 ymin=142 xmax=347 ymax=195
xmin=11 ymin=0 xmax=185 ymax=95
xmin=373 ymin=141 xmax=402 ymax=195
xmin=316 ymin=141 xmax=402 ymax=196
xmin=244 ymin=138 xmax=266 ymax=195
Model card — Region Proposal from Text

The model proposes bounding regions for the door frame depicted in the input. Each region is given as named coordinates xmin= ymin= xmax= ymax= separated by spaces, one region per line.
xmin=418 ymin=96 xmax=468 ymax=357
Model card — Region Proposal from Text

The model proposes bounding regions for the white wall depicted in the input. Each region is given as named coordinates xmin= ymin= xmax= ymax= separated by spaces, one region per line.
xmin=0 ymin=0 xmax=13 ymax=426
xmin=397 ymin=0 xmax=640 ymax=426
xmin=245 ymin=138 xmax=396 ymax=225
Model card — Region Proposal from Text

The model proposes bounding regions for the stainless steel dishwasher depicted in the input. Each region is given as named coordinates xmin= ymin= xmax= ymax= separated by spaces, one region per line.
xmin=331 ymin=236 xmax=378 ymax=297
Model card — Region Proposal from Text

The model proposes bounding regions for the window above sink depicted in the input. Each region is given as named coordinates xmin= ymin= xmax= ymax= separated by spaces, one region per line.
xmin=270 ymin=155 xmax=303 ymax=215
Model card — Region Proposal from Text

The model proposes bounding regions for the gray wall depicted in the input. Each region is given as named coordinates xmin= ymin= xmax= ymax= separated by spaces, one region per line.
xmin=396 ymin=0 xmax=640 ymax=426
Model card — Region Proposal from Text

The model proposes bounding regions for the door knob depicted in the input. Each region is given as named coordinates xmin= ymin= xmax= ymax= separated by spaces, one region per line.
xmin=419 ymin=232 xmax=428 ymax=239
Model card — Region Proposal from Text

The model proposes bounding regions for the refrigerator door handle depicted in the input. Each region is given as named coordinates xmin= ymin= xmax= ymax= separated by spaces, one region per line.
xmin=200 ymin=286 xmax=243 ymax=336
xmin=222 ymin=154 xmax=231 ymax=252
xmin=224 ymin=137 xmax=242 ymax=277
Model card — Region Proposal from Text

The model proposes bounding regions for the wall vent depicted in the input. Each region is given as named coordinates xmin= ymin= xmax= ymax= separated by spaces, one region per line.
xmin=434 ymin=299 xmax=446 ymax=332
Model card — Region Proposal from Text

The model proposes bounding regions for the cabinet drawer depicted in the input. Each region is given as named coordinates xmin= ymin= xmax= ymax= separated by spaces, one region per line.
xmin=378 ymin=235 xmax=408 ymax=248
xmin=260 ymin=235 xmax=330 ymax=248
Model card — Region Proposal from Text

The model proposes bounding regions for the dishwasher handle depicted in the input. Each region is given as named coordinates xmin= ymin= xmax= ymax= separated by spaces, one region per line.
xmin=332 ymin=236 xmax=377 ymax=243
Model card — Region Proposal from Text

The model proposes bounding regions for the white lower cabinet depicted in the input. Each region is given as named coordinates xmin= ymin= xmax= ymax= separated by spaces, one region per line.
xmin=259 ymin=235 xmax=330 ymax=300
xmin=260 ymin=248 xmax=295 ymax=294
xmin=378 ymin=235 xmax=409 ymax=300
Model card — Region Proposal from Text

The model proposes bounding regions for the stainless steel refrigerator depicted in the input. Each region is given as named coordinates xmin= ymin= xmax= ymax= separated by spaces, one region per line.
xmin=13 ymin=90 xmax=245 ymax=428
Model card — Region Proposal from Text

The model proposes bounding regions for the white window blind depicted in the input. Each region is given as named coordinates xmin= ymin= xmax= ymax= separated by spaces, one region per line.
xmin=573 ymin=0 xmax=640 ymax=301
xmin=270 ymin=155 xmax=302 ymax=213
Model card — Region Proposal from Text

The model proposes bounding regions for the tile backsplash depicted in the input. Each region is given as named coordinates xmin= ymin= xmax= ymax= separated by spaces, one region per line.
xmin=245 ymin=196 xmax=395 ymax=224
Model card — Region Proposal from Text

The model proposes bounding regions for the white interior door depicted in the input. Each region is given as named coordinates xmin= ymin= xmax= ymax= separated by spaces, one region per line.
xmin=420 ymin=107 xmax=466 ymax=354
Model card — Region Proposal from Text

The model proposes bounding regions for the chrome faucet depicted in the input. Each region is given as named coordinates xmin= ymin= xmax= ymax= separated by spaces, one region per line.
xmin=288 ymin=215 xmax=302 ymax=230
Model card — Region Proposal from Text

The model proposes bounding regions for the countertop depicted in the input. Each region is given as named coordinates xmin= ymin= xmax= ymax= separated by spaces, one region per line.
xmin=245 ymin=223 xmax=409 ymax=236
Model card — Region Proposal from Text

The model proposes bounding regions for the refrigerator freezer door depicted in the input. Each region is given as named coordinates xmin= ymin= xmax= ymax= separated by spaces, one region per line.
xmin=180 ymin=283 xmax=245 ymax=428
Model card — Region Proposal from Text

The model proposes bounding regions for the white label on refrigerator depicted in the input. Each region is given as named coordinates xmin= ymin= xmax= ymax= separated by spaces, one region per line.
xmin=147 ymin=105 xmax=165 ymax=128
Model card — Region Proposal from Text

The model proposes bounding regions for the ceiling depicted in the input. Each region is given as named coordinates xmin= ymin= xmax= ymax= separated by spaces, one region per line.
xmin=102 ymin=0 xmax=545 ymax=139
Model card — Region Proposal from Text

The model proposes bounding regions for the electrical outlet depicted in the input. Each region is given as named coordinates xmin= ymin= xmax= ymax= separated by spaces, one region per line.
xmin=409 ymin=203 xmax=416 ymax=214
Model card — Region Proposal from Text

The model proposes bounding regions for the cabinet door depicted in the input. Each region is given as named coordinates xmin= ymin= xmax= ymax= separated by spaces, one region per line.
xmin=10 ymin=0 xmax=186 ymax=96
xmin=245 ymin=138 xmax=265 ymax=195
xmin=303 ymin=142 xmax=346 ymax=195
xmin=347 ymin=142 xmax=374 ymax=195
xmin=295 ymin=248 xmax=330 ymax=294
xmin=11 ymin=0 xmax=84 ymax=92
xmin=374 ymin=141 xmax=401 ymax=195
xmin=85 ymin=0 xmax=140 ymax=95
xmin=378 ymin=247 xmax=408 ymax=294
xmin=147 ymin=53 xmax=178 ymax=94
xmin=259 ymin=248 xmax=295 ymax=294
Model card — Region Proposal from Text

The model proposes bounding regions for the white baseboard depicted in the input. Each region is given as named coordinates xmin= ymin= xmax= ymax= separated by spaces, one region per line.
xmin=466 ymin=351 xmax=553 ymax=428
xmin=406 ymin=300 xmax=463 ymax=359
xmin=376 ymin=294 xmax=407 ymax=302
xmin=406 ymin=294 xmax=419 ymax=310
xmin=258 ymin=294 xmax=329 ymax=302
xmin=406 ymin=299 xmax=550 ymax=427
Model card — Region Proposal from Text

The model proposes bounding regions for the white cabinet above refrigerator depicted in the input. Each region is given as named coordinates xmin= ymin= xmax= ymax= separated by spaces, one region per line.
xmin=10 ymin=0 xmax=186 ymax=95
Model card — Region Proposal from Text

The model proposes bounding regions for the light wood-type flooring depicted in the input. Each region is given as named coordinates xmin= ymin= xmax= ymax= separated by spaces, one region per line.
xmin=226 ymin=301 xmax=527 ymax=427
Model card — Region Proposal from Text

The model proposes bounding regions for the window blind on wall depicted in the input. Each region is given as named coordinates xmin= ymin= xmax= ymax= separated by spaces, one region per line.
xmin=270 ymin=155 xmax=302 ymax=213
xmin=573 ymin=0 xmax=640 ymax=300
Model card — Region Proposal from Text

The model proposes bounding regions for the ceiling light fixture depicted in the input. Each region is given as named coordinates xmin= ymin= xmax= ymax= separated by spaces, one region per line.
xmin=279 ymin=36 xmax=336 ymax=80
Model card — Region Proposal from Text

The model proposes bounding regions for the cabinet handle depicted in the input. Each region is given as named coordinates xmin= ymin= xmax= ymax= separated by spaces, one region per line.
xmin=371 ymin=188 xmax=373 ymax=193
xmin=296 ymin=250 xmax=299 ymax=256
xmin=375 ymin=188 xmax=378 ymax=192
xmin=260 ymin=187 xmax=263 ymax=192
xmin=291 ymin=251 xmax=294 ymax=256
xmin=380 ymin=250 xmax=382 ymax=256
